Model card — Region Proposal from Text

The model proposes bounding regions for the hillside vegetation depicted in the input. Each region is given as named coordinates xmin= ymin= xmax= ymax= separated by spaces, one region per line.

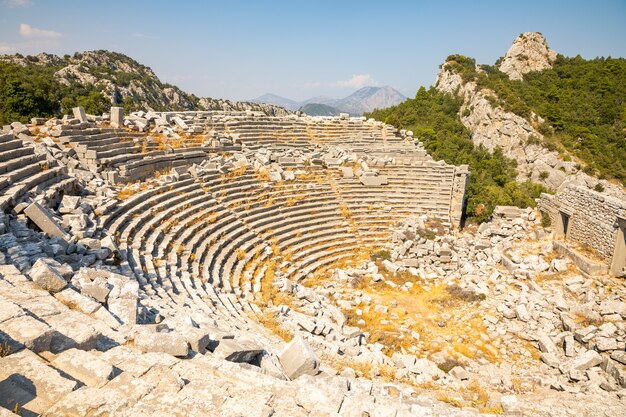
xmin=445 ymin=54 xmax=626 ymax=184
xmin=0 ymin=50 xmax=288 ymax=125
xmin=0 ymin=59 xmax=110 ymax=124
xmin=366 ymin=87 xmax=545 ymax=223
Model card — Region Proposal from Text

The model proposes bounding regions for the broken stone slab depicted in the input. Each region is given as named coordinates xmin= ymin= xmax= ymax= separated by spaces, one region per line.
xmin=134 ymin=329 xmax=189 ymax=357
xmin=52 ymin=348 xmax=115 ymax=388
xmin=359 ymin=175 xmax=389 ymax=186
xmin=46 ymin=311 xmax=102 ymax=353
xmin=449 ymin=366 xmax=470 ymax=380
xmin=279 ymin=335 xmax=320 ymax=380
xmin=58 ymin=195 xmax=80 ymax=214
xmin=537 ymin=333 xmax=557 ymax=353
xmin=599 ymin=299 xmax=626 ymax=318
xmin=0 ymin=315 xmax=54 ymax=353
xmin=212 ymin=339 xmax=264 ymax=364
xmin=565 ymin=350 xmax=603 ymax=373
xmin=54 ymin=288 xmax=101 ymax=315
xmin=179 ymin=327 xmax=213 ymax=354
xmin=24 ymin=202 xmax=69 ymax=240
xmin=72 ymin=106 xmax=88 ymax=123
xmin=107 ymin=275 xmax=139 ymax=325
xmin=29 ymin=258 xmax=67 ymax=293
xmin=0 ymin=349 xmax=78 ymax=415
xmin=611 ymin=351 xmax=626 ymax=366
xmin=40 ymin=386 xmax=134 ymax=417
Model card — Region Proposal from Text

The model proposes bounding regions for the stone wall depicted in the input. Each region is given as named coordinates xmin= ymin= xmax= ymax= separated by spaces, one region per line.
xmin=450 ymin=164 xmax=470 ymax=228
xmin=539 ymin=185 xmax=626 ymax=261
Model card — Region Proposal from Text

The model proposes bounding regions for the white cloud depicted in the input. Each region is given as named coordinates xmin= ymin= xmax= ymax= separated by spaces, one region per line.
xmin=3 ymin=0 xmax=30 ymax=7
xmin=19 ymin=23 xmax=61 ymax=39
xmin=332 ymin=74 xmax=378 ymax=88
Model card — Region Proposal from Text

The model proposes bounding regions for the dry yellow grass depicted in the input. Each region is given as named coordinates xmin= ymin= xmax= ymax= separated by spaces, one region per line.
xmin=227 ymin=165 xmax=247 ymax=178
xmin=257 ymin=311 xmax=293 ymax=342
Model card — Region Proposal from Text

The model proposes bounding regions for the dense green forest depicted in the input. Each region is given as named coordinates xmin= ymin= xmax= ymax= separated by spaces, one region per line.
xmin=366 ymin=87 xmax=546 ymax=223
xmin=444 ymin=54 xmax=626 ymax=184
xmin=0 ymin=60 xmax=111 ymax=125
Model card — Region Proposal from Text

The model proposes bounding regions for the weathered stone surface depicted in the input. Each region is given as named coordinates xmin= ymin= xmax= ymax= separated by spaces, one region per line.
xmin=449 ymin=366 xmax=470 ymax=380
xmin=359 ymin=175 xmax=389 ymax=186
xmin=46 ymin=311 xmax=102 ymax=353
xmin=0 ymin=315 xmax=53 ymax=353
xmin=134 ymin=330 xmax=189 ymax=357
xmin=110 ymin=106 xmax=124 ymax=127
xmin=569 ymin=350 xmax=603 ymax=371
xmin=72 ymin=106 xmax=88 ymax=122
xmin=213 ymin=339 xmax=264 ymax=363
xmin=279 ymin=335 xmax=320 ymax=380
xmin=54 ymin=288 xmax=101 ymax=315
xmin=58 ymin=195 xmax=80 ymax=214
xmin=29 ymin=258 xmax=67 ymax=293
xmin=42 ymin=387 xmax=134 ymax=417
xmin=24 ymin=202 xmax=68 ymax=240
xmin=498 ymin=32 xmax=557 ymax=80
xmin=52 ymin=348 xmax=115 ymax=387
xmin=107 ymin=275 xmax=139 ymax=325
xmin=0 ymin=349 xmax=78 ymax=414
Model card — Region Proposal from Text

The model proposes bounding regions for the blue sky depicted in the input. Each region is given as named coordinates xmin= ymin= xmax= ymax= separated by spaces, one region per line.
xmin=1 ymin=0 xmax=625 ymax=101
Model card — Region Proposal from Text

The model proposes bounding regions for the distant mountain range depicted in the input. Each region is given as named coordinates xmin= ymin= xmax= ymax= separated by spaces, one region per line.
xmin=252 ymin=86 xmax=407 ymax=116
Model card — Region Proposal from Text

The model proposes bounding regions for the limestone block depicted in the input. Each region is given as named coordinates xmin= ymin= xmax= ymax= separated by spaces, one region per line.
xmin=0 ymin=349 xmax=78 ymax=414
xmin=41 ymin=387 xmax=134 ymax=417
xmin=110 ymin=106 xmax=123 ymax=127
xmin=134 ymin=330 xmax=189 ymax=357
xmin=279 ymin=335 xmax=320 ymax=380
xmin=569 ymin=350 xmax=603 ymax=371
xmin=0 ymin=296 xmax=25 ymax=324
xmin=24 ymin=202 xmax=68 ymax=240
xmin=46 ymin=311 xmax=102 ymax=353
xmin=107 ymin=276 xmax=139 ymax=325
xmin=212 ymin=339 xmax=264 ymax=363
xmin=449 ymin=366 xmax=470 ymax=380
xmin=58 ymin=195 xmax=80 ymax=214
xmin=72 ymin=106 xmax=88 ymax=122
xmin=52 ymin=348 xmax=115 ymax=387
xmin=54 ymin=288 xmax=101 ymax=314
xmin=180 ymin=327 xmax=213 ymax=354
xmin=360 ymin=175 xmax=388 ymax=186
xmin=29 ymin=258 xmax=67 ymax=293
xmin=0 ymin=315 xmax=53 ymax=353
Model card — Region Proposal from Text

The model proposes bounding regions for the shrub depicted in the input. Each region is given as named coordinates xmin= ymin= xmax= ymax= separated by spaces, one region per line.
xmin=540 ymin=211 xmax=552 ymax=228
xmin=539 ymin=171 xmax=549 ymax=180
xmin=370 ymin=250 xmax=391 ymax=262
xmin=594 ymin=183 xmax=605 ymax=193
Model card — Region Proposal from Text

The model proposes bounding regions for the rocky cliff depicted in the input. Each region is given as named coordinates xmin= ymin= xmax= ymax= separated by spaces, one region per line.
xmin=1 ymin=51 xmax=290 ymax=116
xmin=435 ymin=33 xmax=624 ymax=198
xmin=498 ymin=32 xmax=557 ymax=80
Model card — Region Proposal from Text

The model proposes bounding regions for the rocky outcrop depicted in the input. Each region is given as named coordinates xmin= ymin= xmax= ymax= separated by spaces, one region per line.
xmin=435 ymin=35 xmax=625 ymax=200
xmin=435 ymin=63 xmax=576 ymax=189
xmin=498 ymin=32 xmax=557 ymax=80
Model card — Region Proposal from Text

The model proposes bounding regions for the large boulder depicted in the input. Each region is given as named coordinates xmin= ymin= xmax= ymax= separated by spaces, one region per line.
xmin=29 ymin=258 xmax=67 ymax=294
xmin=278 ymin=335 xmax=320 ymax=380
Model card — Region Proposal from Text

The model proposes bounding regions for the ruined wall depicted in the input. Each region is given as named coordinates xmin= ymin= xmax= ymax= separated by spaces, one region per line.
xmin=450 ymin=165 xmax=469 ymax=228
xmin=539 ymin=185 xmax=626 ymax=261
